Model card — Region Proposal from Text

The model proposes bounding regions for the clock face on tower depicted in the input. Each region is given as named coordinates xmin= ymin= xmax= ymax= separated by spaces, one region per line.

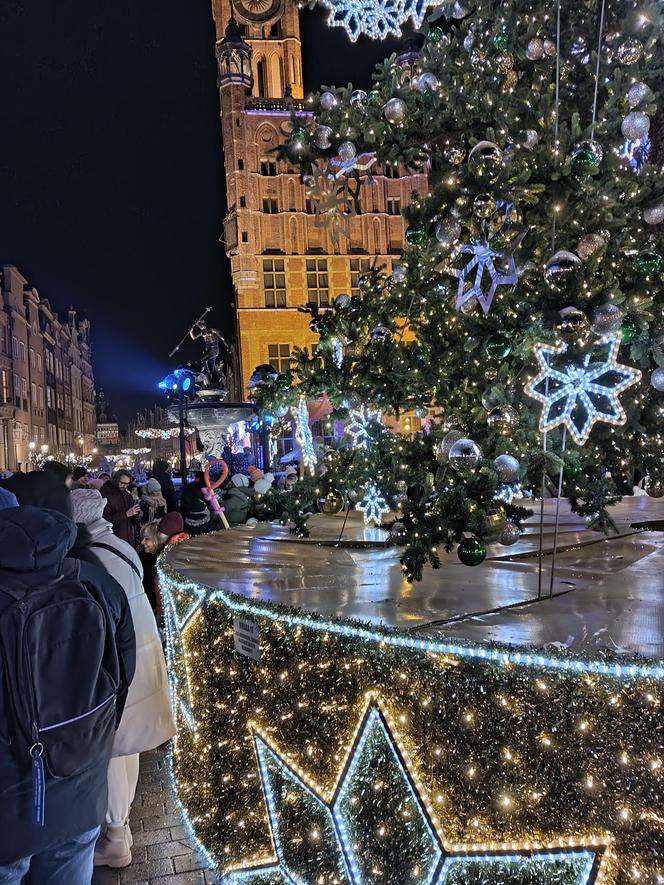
xmin=234 ymin=0 xmax=283 ymax=24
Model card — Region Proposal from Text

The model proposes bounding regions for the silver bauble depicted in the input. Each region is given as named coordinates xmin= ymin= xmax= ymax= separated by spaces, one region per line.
xmin=646 ymin=480 xmax=664 ymax=498
xmin=391 ymin=264 xmax=407 ymax=283
xmin=576 ymin=232 xmax=606 ymax=260
xmin=480 ymin=509 xmax=508 ymax=541
xmin=335 ymin=293 xmax=351 ymax=309
xmin=650 ymin=367 xmax=664 ymax=391
xmin=499 ymin=520 xmax=521 ymax=546
xmin=439 ymin=430 xmax=465 ymax=461
xmin=481 ymin=386 xmax=502 ymax=411
xmin=543 ymin=38 xmax=557 ymax=57
xmin=274 ymin=404 xmax=289 ymax=418
xmin=467 ymin=141 xmax=504 ymax=185
xmin=570 ymin=37 xmax=590 ymax=63
xmin=319 ymin=91 xmax=338 ymax=111
xmin=435 ymin=217 xmax=461 ymax=250
xmin=573 ymin=139 xmax=603 ymax=164
xmin=451 ymin=2 xmax=469 ymax=18
xmin=337 ymin=140 xmax=357 ymax=162
xmin=643 ymin=204 xmax=664 ymax=225
xmin=494 ymin=454 xmax=520 ymax=484
xmin=415 ymin=406 xmax=428 ymax=418
xmin=371 ymin=325 xmax=392 ymax=343
xmin=416 ymin=72 xmax=439 ymax=92
xmin=544 ymin=250 xmax=582 ymax=291
xmin=523 ymin=129 xmax=539 ymax=149
xmin=459 ymin=298 xmax=479 ymax=315
xmin=319 ymin=490 xmax=344 ymax=515
xmin=473 ymin=193 xmax=498 ymax=218
xmin=349 ymin=89 xmax=368 ymax=108
xmin=313 ymin=125 xmax=333 ymax=150
xmin=617 ymin=38 xmax=643 ymax=65
xmin=627 ymin=81 xmax=649 ymax=108
xmin=383 ymin=97 xmax=408 ymax=125
xmin=621 ymin=111 xmax=650 ymax=141
xmin=390 ymin=521 xmax=408 ymax=545
xmin=463 ymin=29 xmax=475 ymax=51
xmin=487 ymin=405 xmax=519 ymax=435
xmin=448 ymin=438 xmax=483 ymax=470
xmin=590 ymin=303 xmax=622 ymax=336
xmin=526 ymin=37 xmax=544 ymax=60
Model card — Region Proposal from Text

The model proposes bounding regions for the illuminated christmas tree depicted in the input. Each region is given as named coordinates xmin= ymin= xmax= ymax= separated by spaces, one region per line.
xmin=252 ymin=0 xmax=664 ymax=580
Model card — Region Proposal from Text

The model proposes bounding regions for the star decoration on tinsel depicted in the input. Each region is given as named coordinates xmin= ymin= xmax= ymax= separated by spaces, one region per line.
xmin=329 ymin=151 xmax=377 ymax=179
xmin=293 ymin=395 xmax=317 ymax=475
xmin=346 ymin=405 xmax=382 ymax=448
xmin=226 ymin=701 xmax=607 ymax=884
xmin=305 ymin=167 xmax=356 ymax=245
xmin=524 ymin=334 xmax=642 ymax=446
xmin=356 ymin=482 xmax=390 ymax=526
xmin=446 ymin=211 xmax=528 ymax=316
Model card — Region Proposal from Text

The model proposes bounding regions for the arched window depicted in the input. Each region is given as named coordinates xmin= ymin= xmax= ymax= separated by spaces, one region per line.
xmin=256 ymin=57 xmax=267 ymax=97
xmin=279 ymin=57 xmax=285 ymax=97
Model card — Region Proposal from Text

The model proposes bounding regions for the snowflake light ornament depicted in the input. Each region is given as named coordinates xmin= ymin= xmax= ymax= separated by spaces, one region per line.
xmin=305 ymin=166 xmax=356 ymax=245
xmin=346 ymin=405 xmax=382 ymax=448
xmin=524 ymin=334 xmax=641 ymax=445
xmin=293 ymin=395 xmax=317 ymax=475
xmin=328 ymin=151 xmax=377 ymax=180
xmin=320 ymin=0 xmax=402 ymax=41
xmin=356 ymin=482 xmax=390 ymax=525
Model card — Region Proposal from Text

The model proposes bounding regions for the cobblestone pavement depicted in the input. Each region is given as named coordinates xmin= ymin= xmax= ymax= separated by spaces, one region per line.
xmin=93 ymin=748 xmax=221 ymax=885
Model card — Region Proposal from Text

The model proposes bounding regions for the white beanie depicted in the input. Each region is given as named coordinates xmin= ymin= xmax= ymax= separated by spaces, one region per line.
xmin=231 ymin=473 xmax=249 ymax=488
xmin=253 ymin=477 xmax=273 ymax=495
xmin=71 ymin=488 xmax=106 ymax=525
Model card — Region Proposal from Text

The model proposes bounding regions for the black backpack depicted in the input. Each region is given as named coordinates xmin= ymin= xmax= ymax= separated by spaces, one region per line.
xmin=0 ymin=559 xmax=120 ymax=826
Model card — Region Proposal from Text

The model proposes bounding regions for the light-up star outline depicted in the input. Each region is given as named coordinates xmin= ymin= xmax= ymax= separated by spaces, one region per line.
xmin=294 ymin=395 xmax=317 ymax=476
xmin=346 ymin=405 xmax=382 ymax=448
xmin=226 ymin=700 xmax=609 ymax=884
xmin=356 ymin=482 xmax=390 ymax=526
xmin=451 ymin=221 xmax=528 ymax=315
xmin=524 ymin=334 xmax=641 ymax=446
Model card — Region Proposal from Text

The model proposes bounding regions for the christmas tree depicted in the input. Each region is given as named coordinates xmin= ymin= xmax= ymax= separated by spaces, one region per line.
xmin=251 ymin=0 xmax=664 ymax=581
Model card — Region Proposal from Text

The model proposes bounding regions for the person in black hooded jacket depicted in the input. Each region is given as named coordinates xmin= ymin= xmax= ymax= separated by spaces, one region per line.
xmin=0 ymin=506 xmax=135 ymax=883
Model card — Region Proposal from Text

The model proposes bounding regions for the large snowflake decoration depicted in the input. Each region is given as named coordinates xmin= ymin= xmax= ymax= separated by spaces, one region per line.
xmin=524 ymin=334 xmax=641 ymax=446
xmin=346 ymin=405 xmax=382 ymax=448
xmin=320 ymin=0 xmax=403 ymax=41
xmin=447 ymin=213 xmax=528 ymax=315
xmin=356 ymin=482 xmax=390 ymax=525
xmin=305 ymin=166 xmax=356 ymax=245
xmin=293 ymin=395 xmax=317 ymax=475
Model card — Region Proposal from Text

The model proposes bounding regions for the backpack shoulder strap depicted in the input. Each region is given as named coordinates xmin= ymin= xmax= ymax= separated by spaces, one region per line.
xmin=91 ymin=542 xmax=142 ymax=580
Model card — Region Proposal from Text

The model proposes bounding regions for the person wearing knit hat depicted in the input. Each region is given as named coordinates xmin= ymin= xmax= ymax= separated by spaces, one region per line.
xmin=140 ymin=511 xmax=188 ymax=556
xmin=140 ymin=478 xmax=167 ymax=524
xmin=70 ymin=489 xmax=174 ymax=870
xmin=253 ymin=473 xmax=275 ymax=496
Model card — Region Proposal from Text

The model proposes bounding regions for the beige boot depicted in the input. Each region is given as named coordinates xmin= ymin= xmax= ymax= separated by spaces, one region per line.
xmin=94 ymin=823 xmax=132 ymax=868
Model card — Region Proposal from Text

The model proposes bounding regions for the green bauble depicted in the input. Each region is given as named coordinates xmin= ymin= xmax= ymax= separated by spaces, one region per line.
xmin=406 ymin=223 xmax=428 ymax=246
xmin=493 ymin=29 xmax=509 ymax=49
xmin=275 ymin=373 xmax=291 ymax=391
xmin=485 ymin=334 xmax=512 ymax=359
xmin=457 ymin=536 xmax=487 ymax=566
xmin=427 ymin=26 xmax=444 ymax=43
xmin=413 ymin=344 xmax=430 ymax=364
xmin=367 ymin=90 xmax=382 ymax=106
xmin=633 ymin=249 xmax=662 ymax=277
xmin=572 ymin=148 xmax=600 ymax=174
xmin=620 ymin=315 xmax=637 ymax=344
xmin=290 ymin=126 xmax=308 ymax=141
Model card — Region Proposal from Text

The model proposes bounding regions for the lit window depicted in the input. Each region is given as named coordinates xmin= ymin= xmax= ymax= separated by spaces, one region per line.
xmin=306 ymin=258 xmax=329 ymax=307
xmin=387 ymin=196 xmax=402 ymax=216
xmin=267 ymin=343 xmax=291 ymax=373
xmin=260 ymin=159 xmax=278 ymax=176
xmin=263 ymin=259 xmax=286 ymax=308
xmin=350 ymin=258 xmax=372 ymax=296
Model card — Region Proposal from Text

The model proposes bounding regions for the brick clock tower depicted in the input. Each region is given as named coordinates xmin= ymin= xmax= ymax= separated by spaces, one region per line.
xmin=211 ymin=0 xmax=427 ymax=395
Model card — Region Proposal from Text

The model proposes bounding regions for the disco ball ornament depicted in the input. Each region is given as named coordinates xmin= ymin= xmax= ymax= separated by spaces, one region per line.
xmin=480 ymin=386 xmax=502 ymax=411
xmin=617 ymin=37 xmax=643 ymax=64
xmin=416 ymin=72 xmax=439 ymax=92
xmin=480 ymin=509 xmax=507 ymax=541
xmin=367 ymin=90 xmax=381 ymax=106
xmin=390 ymin=521 xmax=408 ymax=545
xmin=573 ymin=139 xmax=603 ymax=165
xmin=501 ymin=70 xmax=518 ymax=92
xmin=556 ymin=306 xmax=590 ymax=340
xmin=443 ymin=143 xmax=465 ymax=165
xmin=457 ymin=536 xmax=486 ymax=566
xmin=576 ymin=232 xmax=606 ymax=260
xmin=590 ymin=303 xmax=622 ymax=336
xmin=543 ymin=38 xmax=557 ymax=56
xmin=313 ymin=125 xmax=333 ymax=150
xmin=487 ymin=405 xmax=518 ymax=435
xmin=383 ymin=97 xmax=408 ymax=125
xmin=406 ymin=222 xmax=428 ymax=246
xmin=572 ymin=146 xmax=600 ymax=175
xmin=495 ymin=52 xmax=514 ymax=73
xmin=544 ymin=250 xmax=582 ymax=291
xmin=319 ymin=91 xmax=338 ymax=111
xmin=371 ymin=325 xmax=392 ymax=343
xmin=467 ymin=141 xmax=504 ymax=185
xmin=337 ymin=141 xmax=357 ymax=162
xmin=526 ymin=37 xmax=544 ymax=60
xmin=473 ymin=193 xmax=498 ymax=218
xmin=633 ymin=249 xmax=662 ymax=277
xmin=391 ymin=264 xmax=407 ymax=283
xmin=494 ymin=454 xmax=520 ymax=483
xmin=622 ymin=111 xmax=650 ymax=141
xmin=570 ymin=36 xmax=589 ymax=63
xmin=492 ymin=28 xmax=509 ymax=49
xmin=335 ymin=293 xmax=351 ymax=309
xmin=438 ymin=430 xmax=465 ymax=461
xmin=650 ymin=367 xmax=664 ymax=391
xmin=646 ymin=480 xmax=664 ymax=498
xmin=349 ymin=89 xmax=368 ymax=108
xmin=427 ymin=26 xmax=443 ymax=43
xmin=627 ymin=82 xmax=649 ymax=108
xmin=448 ymin=438 xmax=483 ymax=470
xmin=523 ymin=129 xmax=539 ymax=149
xmin=499 ymin=521 xmax=521 ymax=546
xmin=319 ymin=490 xmax=345 ymax=514
xmin=643 ymin=204 xmax=664 ymax=225
xmin=485 ymin=334 xmax=512 ymax=359
xmin=621 ymin=315 xmax=638 ymax=344
xmin=274 ymin=404 xmax=289 ymax=418
xmin=435 ymin=217 xmax=461 ymax=250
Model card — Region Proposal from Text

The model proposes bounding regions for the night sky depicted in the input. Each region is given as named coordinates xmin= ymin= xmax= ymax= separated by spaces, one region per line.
xmin=0 ymin=0 xmax=400 ymax=425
